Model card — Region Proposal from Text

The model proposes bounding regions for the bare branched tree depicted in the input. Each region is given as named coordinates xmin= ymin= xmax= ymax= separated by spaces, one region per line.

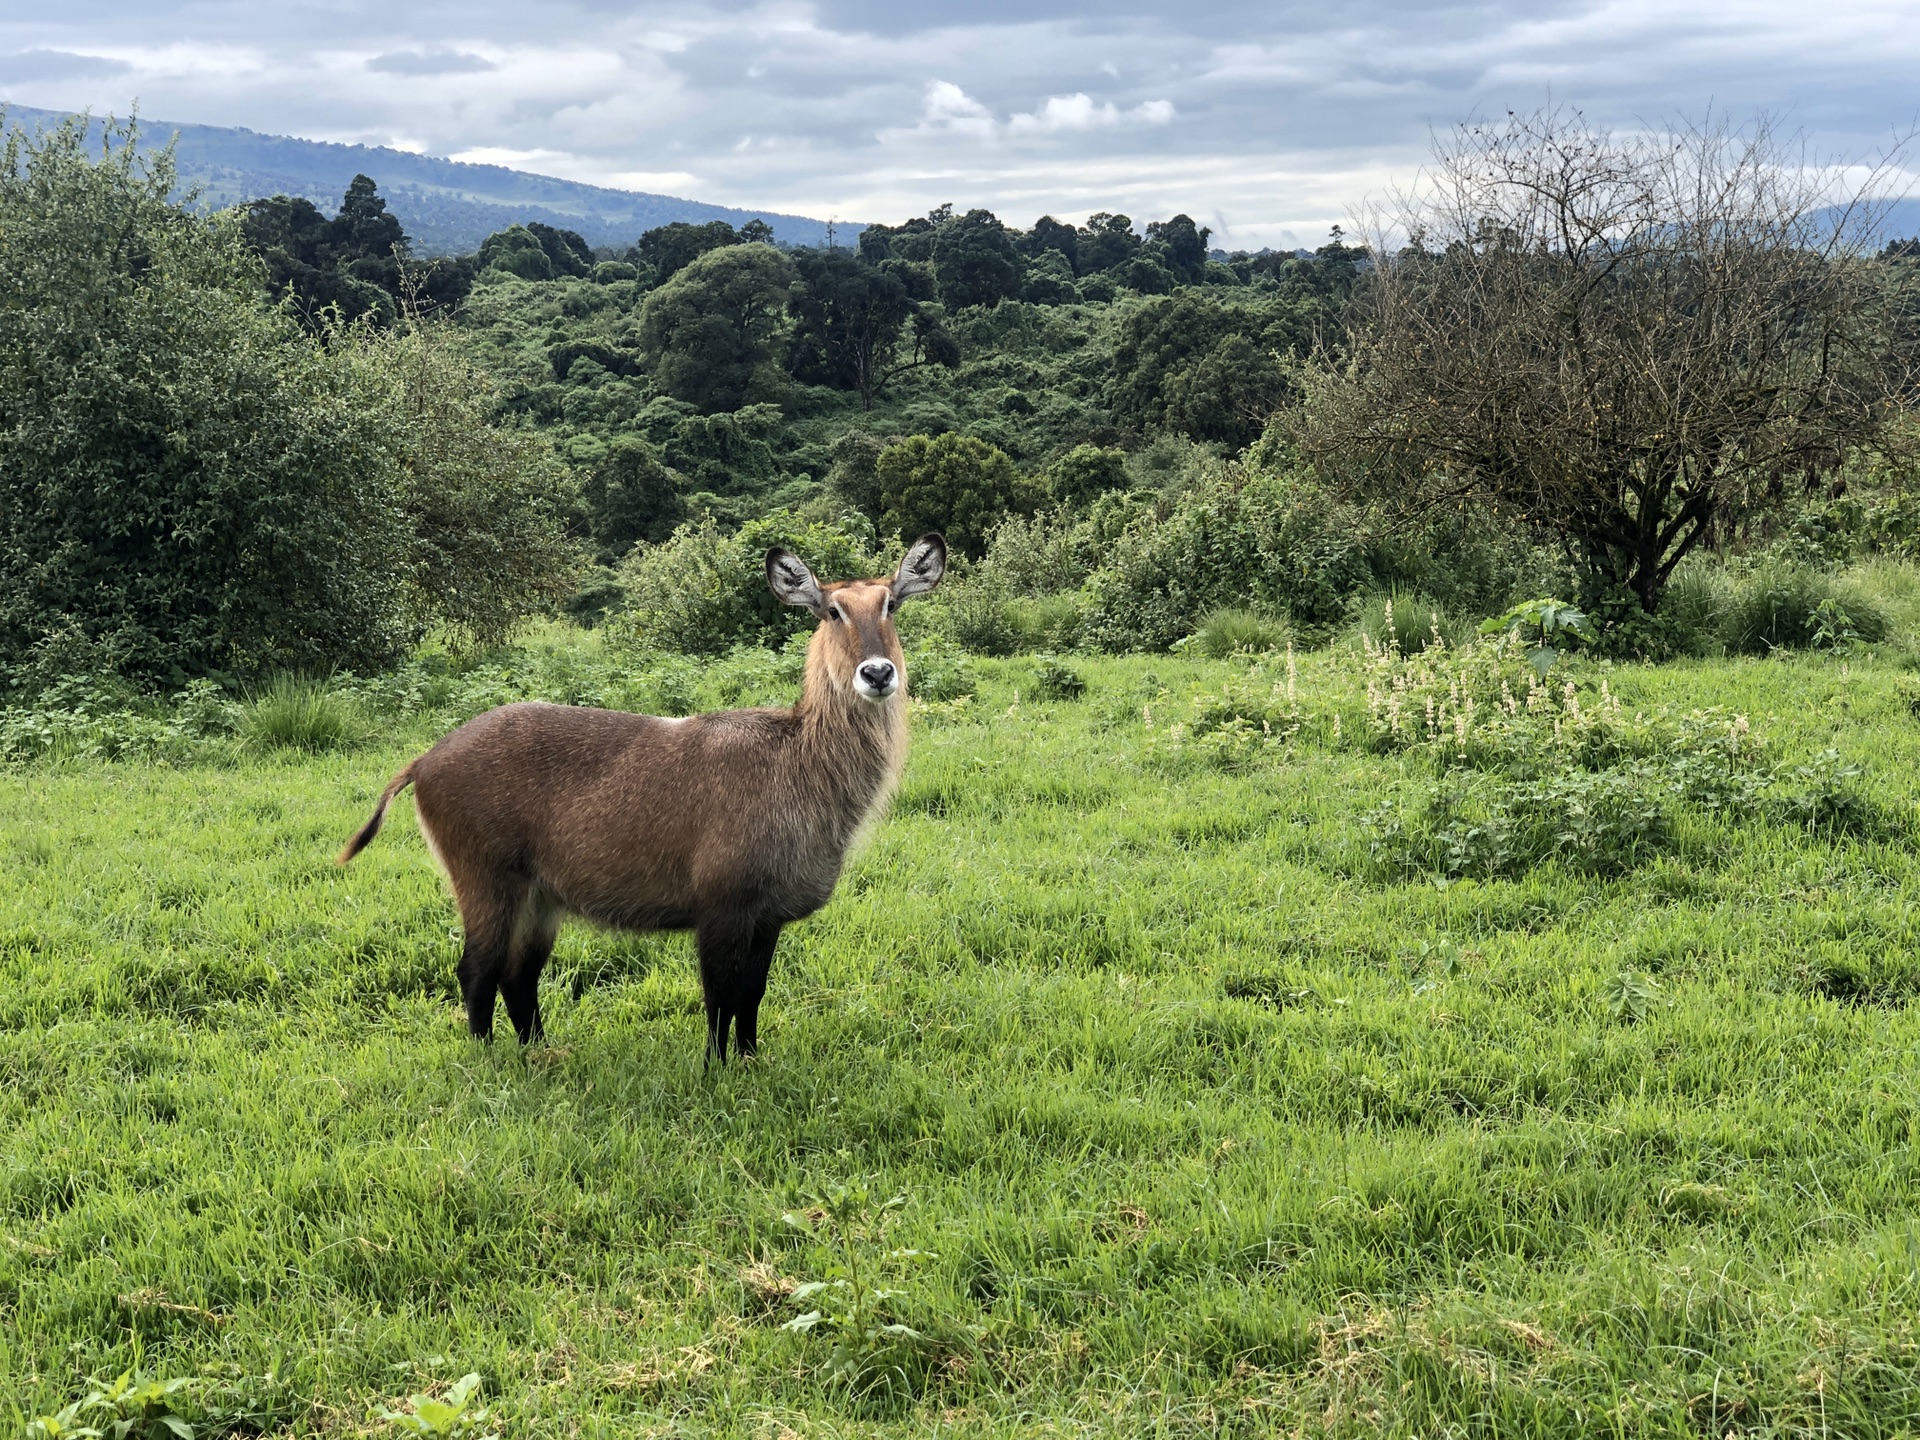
xmin=1290 ymin=108 xmax=1913 ymax=614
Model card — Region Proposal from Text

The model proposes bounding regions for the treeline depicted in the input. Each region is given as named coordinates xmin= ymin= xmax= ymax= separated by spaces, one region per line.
xmin=6 ymin=107 xmax=1919 ymax=702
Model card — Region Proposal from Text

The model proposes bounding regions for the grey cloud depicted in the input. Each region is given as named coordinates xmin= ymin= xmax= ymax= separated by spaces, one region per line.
xmin=0 ymin=49 xmax=131 ymax=83
xmin=366 ymin=49 xmax=496 ymax=76
xmin=0 ymin=0 xmax=1912 ymax=244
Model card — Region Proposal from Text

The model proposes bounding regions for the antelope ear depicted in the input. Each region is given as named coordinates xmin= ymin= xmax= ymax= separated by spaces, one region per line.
xmin=891 ymin=533 xmax=947 ymax=602
xmin=766 ymin=548 xmax=827 ymax=615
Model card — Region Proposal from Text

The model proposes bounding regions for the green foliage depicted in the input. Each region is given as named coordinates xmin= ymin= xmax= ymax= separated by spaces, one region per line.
xmin=1190 ymin=608 xmax=1294 ymax=658
xmin=0 ymin=120 xmax=576 ymax=694
xmin=1081 ymin=462 xmax=1379 ymax=651
xmin=1479 ymin=598 xmax=1593 ymax=674
xmin=578 ymin=435 xmax=684 ymax=560
xmin=903 ymin=635 xmax=976 ymax=702
xmin=873 ymin=434 xmax=1028 ymax=556
xmin=1349 ymin=591 xmax=1472 ymax=655
xmin=372 ymin=324 xmax=583 ymax=648
xmin=1718 ymin=562 xmax=1889 ymax=655
xmin=635 ymin=243 xmax=796 ymax=412
xmin=928 ymin=209 xmax=1023 ymax=310
xmin=1111 ymin=290 xmax=1341 ymax=449
xmin=0 ymin=118 xmax=409 ymax=688
xmin=1027 ymin=654 xmax=1087 ymax=700
xmin=780 ymin=1187 xmax=949 ymax=1400
xmin=477 ymin=222 xmax=591 ymax=281
xmin=238 ymin=675 xmax=364 ymax=753
xmin=1042 ymin=444 xmax=1129 ymax=507
xmin=787 ymin=249 xmax=958 ymax=409
xmin=615 ymin=510 xmax=877 ymax=654
xmin=629 ymin=219 xmax=741 ymax=282
xmin=243 ymin=175 xmax=477 ymax=329
xmin=376 ymin=1373 xmax=495 ymax=1440
xmin=31 ymin=1369 xmax=197 ymax=1440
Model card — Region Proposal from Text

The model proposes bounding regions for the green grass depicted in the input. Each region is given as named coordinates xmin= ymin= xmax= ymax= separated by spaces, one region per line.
xmin=9 ymin=638 xmax=1920 ymax=1435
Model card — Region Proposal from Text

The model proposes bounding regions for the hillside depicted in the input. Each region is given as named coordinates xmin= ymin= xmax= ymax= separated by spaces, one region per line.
xmin=0 ymin=102 xmax=846 ymax=254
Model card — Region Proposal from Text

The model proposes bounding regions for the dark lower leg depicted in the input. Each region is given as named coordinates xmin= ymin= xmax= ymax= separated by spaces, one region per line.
xmin=454 ymin=888 xmax=523 ymax=1042
xmin=457 ymin=941 xmax=502 ymax=1041
xmin=697 ymin=909 xmax=763 ymax=1067
xmin=732 ymin=924 xmax=781 ymax=1059
xmin=501 ymin=902 xmax=560 ymax=1046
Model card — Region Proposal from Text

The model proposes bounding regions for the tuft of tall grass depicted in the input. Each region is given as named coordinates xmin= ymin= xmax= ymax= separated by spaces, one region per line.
xmin=1190 ymin=608 xmax=1293 ymax=658
xmin=1717 ymin=562 xmax=1888 ymax=655
xmin=238 ymin=674 xmax=364 ymax=752
xmin=1662 ymin=557 xmax=1728 ymax=657
xmin=1346 ymin=590 xmax=1474 ymax=653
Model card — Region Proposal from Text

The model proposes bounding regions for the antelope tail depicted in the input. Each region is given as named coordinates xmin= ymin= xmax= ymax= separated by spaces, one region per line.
xmin=336 ymin=761 xmax=420 ymax=865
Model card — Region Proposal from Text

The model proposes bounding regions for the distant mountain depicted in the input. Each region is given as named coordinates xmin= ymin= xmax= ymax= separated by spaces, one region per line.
xmin=0 ymin=103 xmax=855 ymax=256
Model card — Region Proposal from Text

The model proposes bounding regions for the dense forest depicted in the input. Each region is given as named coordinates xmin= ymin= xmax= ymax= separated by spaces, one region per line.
xmin=242 ymin=174 xmax=1363 ymax=547
xmin=4 ymin=110 xmax=1919 ymax=697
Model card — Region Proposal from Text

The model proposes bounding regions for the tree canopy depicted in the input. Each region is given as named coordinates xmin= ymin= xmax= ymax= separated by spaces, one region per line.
xmin=0 ymin=119 xmax=575 ymax=690
xmin=1291 ymin=108 xmax=1911 ymax=615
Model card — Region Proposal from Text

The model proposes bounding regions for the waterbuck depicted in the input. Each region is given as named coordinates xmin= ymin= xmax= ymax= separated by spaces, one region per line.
xmin=337 ymin=534 xmax=946 ymax=1063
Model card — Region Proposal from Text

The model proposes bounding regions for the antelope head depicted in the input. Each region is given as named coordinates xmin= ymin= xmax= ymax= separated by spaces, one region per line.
xmin=766 ymin=534 xmax=947 ymax=704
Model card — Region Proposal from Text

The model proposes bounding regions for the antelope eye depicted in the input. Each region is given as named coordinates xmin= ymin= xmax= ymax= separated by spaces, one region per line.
xmin=829 ymin=604 xmax=846 ymax=623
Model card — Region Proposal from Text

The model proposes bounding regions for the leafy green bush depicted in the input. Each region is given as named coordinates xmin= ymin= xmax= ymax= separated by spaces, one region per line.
xmin=1080 ymin=462 xmax=1379 ymax=652
xmin=1191 ymin=608 xmax=1293 ymax=657
xmin=1369 ymin=768 xmax=1671 ymax=880
xmin=905 ymin=635 xmax=976 ymax=701
xmin=1043 ymin=444 xmax=1129 ymax=507
xmin=1004 ymin=592 xmax=1089 ymax=651
xmin=874 ymin=433 xmax=1030 ymax=556
xmin=1028 ymin=654 xmax=1087 ymax=700
xmin=0 ymin=118 xmax=578 ymax=694
xmin=615 ymin=510 xmax=877 ymax=655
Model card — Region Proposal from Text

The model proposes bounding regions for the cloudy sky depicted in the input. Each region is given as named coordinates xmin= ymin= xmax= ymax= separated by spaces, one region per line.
xmin=0 ymin=0 xmax=1915 ymax=248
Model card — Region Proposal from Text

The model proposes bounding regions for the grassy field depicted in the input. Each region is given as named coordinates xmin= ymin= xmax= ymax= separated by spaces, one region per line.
xmin=9 ymin=625 xmax=1920 ymax=1436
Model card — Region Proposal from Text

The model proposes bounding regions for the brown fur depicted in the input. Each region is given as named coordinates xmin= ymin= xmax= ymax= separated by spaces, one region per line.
xmin=338 ymin=536 xmax=944 ymax=1062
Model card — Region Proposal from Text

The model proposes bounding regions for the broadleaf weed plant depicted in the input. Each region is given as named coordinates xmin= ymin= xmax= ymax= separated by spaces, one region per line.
xmin=779 ymin=1185 xmax=958 ymax=1402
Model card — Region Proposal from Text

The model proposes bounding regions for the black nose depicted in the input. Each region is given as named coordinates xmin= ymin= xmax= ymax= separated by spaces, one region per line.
xmin=858 ymin=660 xmax=896 ymax=691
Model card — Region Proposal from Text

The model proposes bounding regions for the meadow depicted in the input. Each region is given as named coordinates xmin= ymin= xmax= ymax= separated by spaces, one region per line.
xmin=10 ymin=613 xmax=1920 ymax=1437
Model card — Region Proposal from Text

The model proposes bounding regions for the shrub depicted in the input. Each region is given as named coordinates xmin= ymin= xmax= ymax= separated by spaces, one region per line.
xmin=1005 ymin=592 xmax=1089 ymax=652
xmin=1717 ymin=562 xmax=1888 ymax=655
xmin=1029 ymin=654 xmax=1087 ymax=700
xmin=874 ymin=433 xmax=1030 ymax=556
xmin=616 ymin=510 xmax=877 ymax=655
xmin=239 ymin=675 xmax=363 ymax=753
xmin=0 ymin=119 xmax=578 ymax=694
xmin=1043 ymin=445 xmax=1129 ymax=507
xmin=1191 ymin=608 xmax=1293 ymax=658
xmin=940 ymin=571 xmax=1024 ymax=656
xmin=905 ymin=636 xmax=976 ymax=701
xmin=1368 ymin=768 xmax=1672 ymax=880
xmin=1080 ymin=461 xmax=1379 ymax=652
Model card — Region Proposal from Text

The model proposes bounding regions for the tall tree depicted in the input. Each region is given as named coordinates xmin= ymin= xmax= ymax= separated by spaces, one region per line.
xmin=787 ymin=249 xmax=959 ymax=410
xmin=1077 ymin=212 xmax=1141 ymax=273
xmin=631 ymin=220 xmax=738 ymax=282
xmin=1146 ymin=214 xmax=1210 ymax=282
xmin=1292 ymin=108 xmax=1911 ymax=617
xmin=931 ymin=209 xmax=1024 ymax=309
xmin=636 ymin=243 xmax=796 ymax=412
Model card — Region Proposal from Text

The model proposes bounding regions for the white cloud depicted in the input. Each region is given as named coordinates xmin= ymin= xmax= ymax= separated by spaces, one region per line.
xmin=1007 ymin=92 xmax=1174 ymax=133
